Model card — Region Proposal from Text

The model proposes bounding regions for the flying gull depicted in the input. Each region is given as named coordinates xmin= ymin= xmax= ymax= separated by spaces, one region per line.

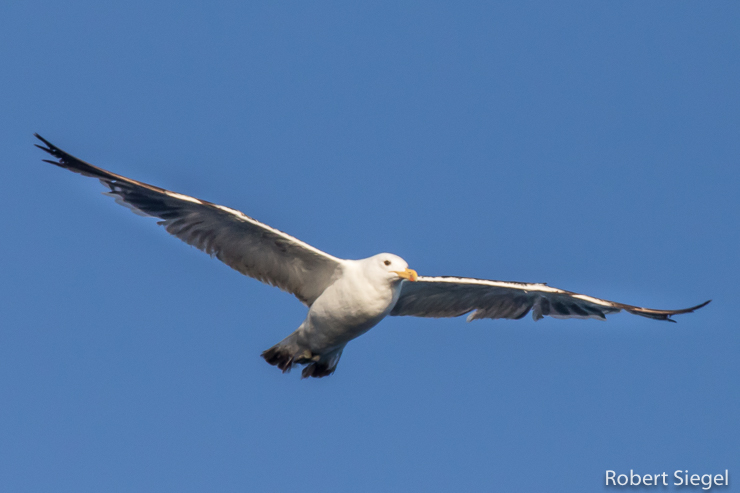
xmin=34 ymin=135 xmax=710 ymax=378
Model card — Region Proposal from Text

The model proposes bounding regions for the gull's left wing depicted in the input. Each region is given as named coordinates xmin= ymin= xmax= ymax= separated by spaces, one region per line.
xmin=35 ymin=134 xmax=343 ymax=306
xmin=391 ymin=276 xmax=710 ymax=322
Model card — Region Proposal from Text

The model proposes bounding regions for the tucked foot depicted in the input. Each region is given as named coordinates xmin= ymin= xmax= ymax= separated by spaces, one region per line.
xmin=301 ymin=360 xmax=337 ymax=379
xmin=300 ymin=347 xmax=344 ymax=379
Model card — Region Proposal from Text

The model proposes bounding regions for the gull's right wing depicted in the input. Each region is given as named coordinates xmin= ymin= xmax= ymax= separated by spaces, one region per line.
xmin=35 ymin=134 xmax=343 ymax=306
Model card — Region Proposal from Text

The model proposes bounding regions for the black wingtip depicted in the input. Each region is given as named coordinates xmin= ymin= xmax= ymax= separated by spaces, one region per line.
xmin=33 ymin=134 xmax=105 ymax=178
xmin=34 ymin=133 xmax=52 ymax=148
xmin=34 ymin=133 xmax=59 ymax=159
xmin=627 ymin=298 xmax=712 ymax=323
xmin=678 ymin=299 xmax=712 ymax=315
xmin=665 ymin=299 xmax=711 ymax=323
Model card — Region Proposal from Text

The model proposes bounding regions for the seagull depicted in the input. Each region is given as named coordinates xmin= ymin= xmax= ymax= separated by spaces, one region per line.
xmin=35 ymin=134 xmax=710 ymax=378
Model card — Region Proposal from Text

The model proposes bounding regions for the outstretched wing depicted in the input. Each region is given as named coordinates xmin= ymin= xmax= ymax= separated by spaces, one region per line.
xmin=391 ymin=276 xmax=710 ymax=322
xmin=35 ymin=134 xmax=343 ymax=306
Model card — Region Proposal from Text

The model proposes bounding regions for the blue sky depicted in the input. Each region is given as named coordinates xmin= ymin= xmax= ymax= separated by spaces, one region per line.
xmin=1 ymin=1 xmax=738 ymax=491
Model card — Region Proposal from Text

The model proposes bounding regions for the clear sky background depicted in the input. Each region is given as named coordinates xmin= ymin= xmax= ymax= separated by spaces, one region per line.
xmin=1 ymin=2 xmax=738 ymax=492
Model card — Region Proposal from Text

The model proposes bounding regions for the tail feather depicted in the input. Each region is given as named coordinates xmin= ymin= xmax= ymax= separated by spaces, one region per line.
xmin=261 ymin=346 xmax=295 ymax=373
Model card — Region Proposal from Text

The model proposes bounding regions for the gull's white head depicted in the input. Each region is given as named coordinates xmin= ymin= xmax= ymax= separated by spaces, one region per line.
xmin=364 ymin=253 xmax=418 ymax=284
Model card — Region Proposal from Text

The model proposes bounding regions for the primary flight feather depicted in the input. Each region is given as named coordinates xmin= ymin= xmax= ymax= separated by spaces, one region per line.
xmin=35 ymin=134 xmax=710 ymax=378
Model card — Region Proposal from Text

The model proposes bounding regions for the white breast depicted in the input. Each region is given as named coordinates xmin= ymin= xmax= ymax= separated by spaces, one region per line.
xmin=301 ymin=260 xmax=402 ymax=351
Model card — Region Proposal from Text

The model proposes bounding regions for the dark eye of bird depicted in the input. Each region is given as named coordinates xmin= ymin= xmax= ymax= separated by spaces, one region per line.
xmin=384 ymin=260 xmax=391 ymax=266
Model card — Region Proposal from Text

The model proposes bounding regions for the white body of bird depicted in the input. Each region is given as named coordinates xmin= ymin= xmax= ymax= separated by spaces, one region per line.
xmin=264 ymin=254 xmax=413 ymax=377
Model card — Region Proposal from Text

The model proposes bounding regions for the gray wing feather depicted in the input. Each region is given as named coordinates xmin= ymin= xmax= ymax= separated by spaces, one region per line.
xmin=391 ymin=276 xmax=710 ymax=323
xmin=35 ymin=134 xmax=342 ymax=306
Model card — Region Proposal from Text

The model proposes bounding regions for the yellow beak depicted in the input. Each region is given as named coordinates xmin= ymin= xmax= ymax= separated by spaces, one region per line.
xmin=393 ymin=268 xmax=418 ymax=282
